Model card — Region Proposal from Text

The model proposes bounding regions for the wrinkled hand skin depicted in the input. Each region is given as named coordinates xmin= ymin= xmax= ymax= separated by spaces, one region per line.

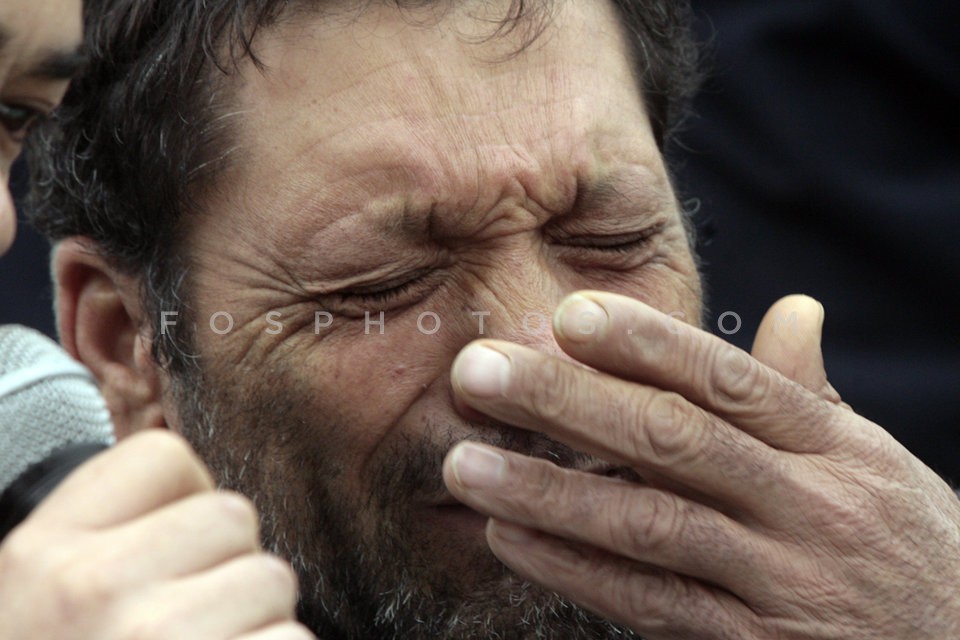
xmin=443 ymin=292 xmax=960 ymax=640
xmin=0 ymin=431 xmax=313 ymax=640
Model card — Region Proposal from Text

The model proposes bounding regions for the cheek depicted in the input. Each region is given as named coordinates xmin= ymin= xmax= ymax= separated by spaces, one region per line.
xmin=648 ymin=251 xmax=702 ymax=325
xmin=573 ymin=252 xmax=702 ymax=328
xmin=634 ymin=230 xmax=702 ymax=324
xmin=294 ymin=317 xmax=461 ymax=456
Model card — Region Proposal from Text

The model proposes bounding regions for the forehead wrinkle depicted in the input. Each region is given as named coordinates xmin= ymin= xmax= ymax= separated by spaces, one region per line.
xmin=217 ymin=0 xmax=655 ymax=259
xmin=241 ymin=1 xmax=636 ymax=166
xmin=268 ymin=165 xmax=425 ymax=253
xmin=363 ymin=70 xmax=608 ymax=223
xmin=267 ymin=102 xmax=648 ymax=255
xmin=320 ymin=29 xmax=638 ymax=222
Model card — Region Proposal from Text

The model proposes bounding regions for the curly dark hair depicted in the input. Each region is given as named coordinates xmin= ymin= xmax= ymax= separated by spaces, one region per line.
xmin=27 ymin=0 xmax=700 ymax=373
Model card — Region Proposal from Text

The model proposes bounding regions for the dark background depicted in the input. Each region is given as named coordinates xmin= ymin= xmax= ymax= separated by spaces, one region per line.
xmin=675 ymin=0 xmax=959 ymax=483
xmin=2 ymin=159 xmax=58 ymax=338
xmin=2 ymin=0 xmax=957 ymax=482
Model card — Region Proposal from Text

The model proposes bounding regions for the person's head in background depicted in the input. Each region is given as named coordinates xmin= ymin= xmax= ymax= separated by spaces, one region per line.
xmin=0 ymin=0 xmax=83 ymax=255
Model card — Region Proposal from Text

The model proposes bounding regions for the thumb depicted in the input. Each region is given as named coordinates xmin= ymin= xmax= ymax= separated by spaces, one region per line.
xmin=750 ymin=295 xmax=843 ymax=405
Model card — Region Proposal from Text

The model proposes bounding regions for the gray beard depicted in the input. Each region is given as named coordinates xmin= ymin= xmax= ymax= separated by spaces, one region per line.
xmin=168 ymin=360 xmax=644 ymax=640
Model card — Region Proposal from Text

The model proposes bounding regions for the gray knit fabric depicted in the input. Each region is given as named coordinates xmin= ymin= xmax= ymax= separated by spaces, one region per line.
xmin=0 ymin=325 xmax=114 ymax=491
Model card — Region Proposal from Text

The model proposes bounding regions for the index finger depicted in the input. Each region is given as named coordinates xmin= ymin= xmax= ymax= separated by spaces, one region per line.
xmin=552 ymin=291 xmax=849 ymax=453
xmin=31 ymin=430 xmax=214 ymax=529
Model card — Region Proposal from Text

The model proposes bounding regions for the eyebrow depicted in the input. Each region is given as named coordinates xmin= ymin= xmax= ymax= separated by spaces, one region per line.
xmin=577 ymin=172 xmax=672 ymax=217
xmin=0 ymin=23 xmax=87 ymax=80
xmin=579 ymin=176 xmax=628 ymax=211
xmin=31 ymin=47 xmax=87 ymax=80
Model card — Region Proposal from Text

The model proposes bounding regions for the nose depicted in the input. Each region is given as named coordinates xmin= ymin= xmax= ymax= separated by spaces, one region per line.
xmin=0 ymin=175 xmax=16 ymax=255
xmin=465 ymin=252 xmax=576 ymax=364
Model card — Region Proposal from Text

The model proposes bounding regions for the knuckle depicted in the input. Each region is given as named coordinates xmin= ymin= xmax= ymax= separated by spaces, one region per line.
xmin=637 ymin=392 xmax=703 ymax=467
xmin=782 ymin=470 xmax=877 ymax=538
xmin=525 ymin=356 xmax=576 ymax=422
xmin=0 ymin=526 xmax=38 ymax=575
xmin=622 ymin=490 xmax=683 ymax=554
xmin=618 ymin=571 xmax=670 ymax=628
xmin=215 ymin=492 xmax=260 ymax=535
xmin=2 ymin=530 xmax=123 ymax=628
xmin=528 ymin=462 xmax=573 ymax=519
xmin=138 ymin=429 xmax=191 ymax=462
xmin=709 ymin=347 xmax=768 ymax=409
xmin=256 ymin=553 xmax=299 ymax=601
xmin=847 ymin=421 xmax=908 ymax=473
xmin=143 ymin=432 xmax=212 ymax=490
xmin=53 ymin=557 xmax=114 ymax=623
xmin=496 ymin=457 xmax=573 ymax=527
xmin=818 ymin=487 xmax=873 ymax=531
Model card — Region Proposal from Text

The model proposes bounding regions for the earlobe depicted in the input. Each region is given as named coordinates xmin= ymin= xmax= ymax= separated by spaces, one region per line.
xmin=53 ymin=237 xmax=168 ymax=439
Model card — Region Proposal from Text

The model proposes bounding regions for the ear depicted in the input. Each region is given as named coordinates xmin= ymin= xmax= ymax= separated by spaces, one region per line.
xmin=53 ymin=237 xmax=168 ymax=440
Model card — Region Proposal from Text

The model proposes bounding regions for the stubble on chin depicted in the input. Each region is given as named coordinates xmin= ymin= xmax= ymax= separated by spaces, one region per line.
xmin=167 ymin=357 xmax=641 ymax=640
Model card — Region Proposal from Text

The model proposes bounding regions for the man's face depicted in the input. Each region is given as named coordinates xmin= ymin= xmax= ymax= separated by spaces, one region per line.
xmin=167 ymin=2 xmax=700 ymax=637
xmin=0 ymin=0 xmax=81 ymax=254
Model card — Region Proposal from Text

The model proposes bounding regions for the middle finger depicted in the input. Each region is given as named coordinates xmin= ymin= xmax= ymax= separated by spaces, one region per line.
xmin=443 ymin=442 xmax=771 ymax=593
xmin=451 ymin=340 xmax=789 ymax=513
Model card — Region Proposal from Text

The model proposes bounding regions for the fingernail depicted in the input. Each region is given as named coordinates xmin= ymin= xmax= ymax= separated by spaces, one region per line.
xmin=453 ymin=344 xmax=511 ymax=397
xmin=451 ymin=442 xmax=506 ymax=489
xmin=554 ymin=294 xmax=608 ymax=343
xmin=492 ymin=519 xmax=534 ymax=544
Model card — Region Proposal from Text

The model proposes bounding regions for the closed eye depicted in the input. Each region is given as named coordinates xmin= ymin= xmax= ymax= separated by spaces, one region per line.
xmin=0 ymin=102 xmax=45 ymax=142
xmin=321 ymin=268 xmax=440 ymax=316
xmin=562 ymin=229 xmax=657 ymax=252
xmin=337 ymin=273 xmax=427 ymax=304
xmin=556 ymin=221 xmax=665 ymax=252
xmin=548 ymin=220 xmax=667 ymax=272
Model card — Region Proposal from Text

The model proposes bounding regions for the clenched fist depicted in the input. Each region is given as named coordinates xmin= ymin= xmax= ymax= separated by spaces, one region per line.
xmin=0 ymin=430 xmax=314 ymax=640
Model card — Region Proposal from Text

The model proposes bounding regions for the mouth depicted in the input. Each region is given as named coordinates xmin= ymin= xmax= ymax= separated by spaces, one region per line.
xmin=433 ymin=495 xmax=468 ymax=508
xmin=426 ymin=501 xmax=490 ymax=535
xmin=584 ymin=463 xmax=645 ymax=484
xmin=423 ymin=462 xmax=645 ymax=545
